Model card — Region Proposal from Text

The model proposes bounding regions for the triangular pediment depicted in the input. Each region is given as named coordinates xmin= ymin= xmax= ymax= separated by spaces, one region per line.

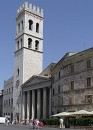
xmin=22 ymin=75 xmax=50 ymax=87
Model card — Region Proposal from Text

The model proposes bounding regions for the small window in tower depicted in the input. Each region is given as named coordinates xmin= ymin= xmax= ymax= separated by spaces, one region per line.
xmin=35 ymin=40 xmax=39 ymax=50
xmin=17 ymin=68 xmax=20 ymax=76
xmin=21 ymin=38 xmax=22 ymax=48
xmin=21 ymin=21 xmax=23 ymax=30
xmin=17 ymin=41 xmax=19 ymax=50
xmin=29 ymin=20 xmax=33 ymax=30
xmin=36 ymin=23 xmax=39 ymax=33
xmin=18 ymin=23 xmax=20 ymax=33
xmin=28 ymin=38 xmax=32 ymax=48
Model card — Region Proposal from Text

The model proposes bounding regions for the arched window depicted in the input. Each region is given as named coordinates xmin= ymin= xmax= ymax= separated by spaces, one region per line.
xmin=36 ymin=23 xmax=39 ymax=33
xmin=17 ymin=41 xmax=19 ymax=50
xmin=18 ymin=23 xmax=20 ymax=33
xmin=29 ymin=20 xmax=33 ymax=30
xmin=21 ymin=21 xmax=23 ymax=30
xmin=21 ymin=38 xmax=22 ymax=48
xmin=28 ymin=38 xmax=32 ymax=48
xmin=17 ymin=68 xmax=19 ymax=75
xmin=35 ymin=40 xmax=39 ymax=50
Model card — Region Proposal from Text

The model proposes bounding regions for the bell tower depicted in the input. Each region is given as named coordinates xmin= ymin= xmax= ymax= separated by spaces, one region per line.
xmin=13 ymin=2 xmax=43 ymax=120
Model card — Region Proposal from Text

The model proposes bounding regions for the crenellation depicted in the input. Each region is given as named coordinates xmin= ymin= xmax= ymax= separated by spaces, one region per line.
xmin=17 ymin=9 xmax=19 ymax=13
xmin=28 ymin=4 xmax=32 ymax=12
xmin=17 ymin=2 xmax=43 ymax=17
xmin=33 ymin=5 xmax=36 ymax=11
xmin=24 ymin=1 xmax=28 ymax=9
xmin=37 ymin=7 xmax=40 ymax=13
xmin=40 ymin=9 xmax=43 ymax=17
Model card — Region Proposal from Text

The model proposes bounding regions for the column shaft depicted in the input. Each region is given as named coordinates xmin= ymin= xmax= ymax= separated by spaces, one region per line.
xmin=49 ymin=87 xmax=51 ymax=117
xmin=27 ymin=91 xmax=30 ymax=121
xmin=32 ymin=90 xmax=35 ymax=119
xmin=22 ymin=92 xmax=25 ymax=120
xmin=37 ymin=89 xmax=40 ymax=119
xmin=43 ymin=88 xmax=47 ymax=118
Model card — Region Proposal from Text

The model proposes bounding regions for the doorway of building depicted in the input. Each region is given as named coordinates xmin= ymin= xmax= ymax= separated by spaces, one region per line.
xmin=16 ymin=113 xmax=19 ymax=123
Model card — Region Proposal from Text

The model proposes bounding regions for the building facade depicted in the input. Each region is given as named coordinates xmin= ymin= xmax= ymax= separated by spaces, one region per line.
xmin=13 ymin=2 xmax=43 ymax=121
xmin=51 ymin=48 xmax=93 ymax=114
xmin=21 ymin=63 xmax=55 ymax=121
xmin=3 ymin=77 xmax=13 ymax=121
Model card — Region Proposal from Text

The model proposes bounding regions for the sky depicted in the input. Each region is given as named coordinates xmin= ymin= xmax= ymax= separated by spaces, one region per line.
xmin=1 ymin=0 xmax=93 ymax=90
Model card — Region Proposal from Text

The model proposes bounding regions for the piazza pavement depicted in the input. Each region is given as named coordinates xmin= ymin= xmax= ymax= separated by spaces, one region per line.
xmin=0 ymin=124 xmax=85 ymax=130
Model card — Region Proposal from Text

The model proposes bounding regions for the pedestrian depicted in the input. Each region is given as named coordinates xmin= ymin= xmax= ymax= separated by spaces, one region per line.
xmin=30 ymin=118 xmax=33 ymax=128
xmin=39 ymin=121 xmax=43 ymax=128
xmin=5 ymin=118 xmax=9 ymax=126
xmin=36 ymin=119 xmax=39 ymax=128
xmin=59 ymin=117 xmax=64 ymax=128
xmin=33 ymin=118 xmax=36 ymax=129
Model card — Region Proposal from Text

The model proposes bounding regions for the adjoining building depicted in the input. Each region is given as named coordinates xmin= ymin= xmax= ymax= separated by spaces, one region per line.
xmin=3 ymin=77 xmax=13 ymax=122
xmin=51 ymin=48 xmax=93 ymax=114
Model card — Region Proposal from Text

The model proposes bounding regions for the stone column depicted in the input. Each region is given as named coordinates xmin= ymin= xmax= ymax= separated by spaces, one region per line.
xmin=22 ymin=91 xmax=26 ymax=121
xmin=49 ymin=87 xmax=51 ymax=117
xmin=32 ymin=89 xmax=35 ymax=119
xmin=27 ymin=91 xmax=30 ymax=121
xmin=43 ymin=87 xmax=47 ymax=118
xmin=37 ymin=89 xmax=40 ymax=119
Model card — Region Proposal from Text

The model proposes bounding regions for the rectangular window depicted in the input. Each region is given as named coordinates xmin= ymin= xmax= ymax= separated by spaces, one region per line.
xmin=87 ymin=59 xmax=91 ymax=69
xmin=71 ymin=81 xmax=74 ymax=90
xmin=69 ymin=96 xmax=75 ymax=104
xmin=58 ymin=85 xmax=60 ymax=93
xmin=59 ymin=71 xmax=61 ymax=79
xmin=71 ymin=64 xmax=74 ymax=73
xmin=12 ymin=87 xmax=13 ymax=92
xmin=9 ymin=88 xmax=10 ymax=93
xmin=6 ymin=100 xmax=8 ymax=105
xmin=85 ymin=95 xmax=92 ymax=104
xmin=11 ymin=98 xmax=13 ymax=105
xmin=9 ymin=99 xmax=10 ymax=106
xmin=87 ymin=77 xmax=91 ymax=87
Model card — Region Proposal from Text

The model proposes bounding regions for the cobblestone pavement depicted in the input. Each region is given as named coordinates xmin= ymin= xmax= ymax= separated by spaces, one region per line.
xmin=0 ymin=124 xmax=85 ymax=130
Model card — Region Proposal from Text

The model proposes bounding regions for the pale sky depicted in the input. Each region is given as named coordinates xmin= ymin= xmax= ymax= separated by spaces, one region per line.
xmin=1 ymin=0 xmax=93 ymax=89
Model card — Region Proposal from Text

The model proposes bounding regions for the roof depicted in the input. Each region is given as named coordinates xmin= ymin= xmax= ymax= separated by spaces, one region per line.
xmin=51 ymin=47 xmax=93 ymax=72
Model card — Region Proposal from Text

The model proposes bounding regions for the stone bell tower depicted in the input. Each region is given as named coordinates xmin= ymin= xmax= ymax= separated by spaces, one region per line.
xmin=13 ymin=2 xmax=43 ymax=121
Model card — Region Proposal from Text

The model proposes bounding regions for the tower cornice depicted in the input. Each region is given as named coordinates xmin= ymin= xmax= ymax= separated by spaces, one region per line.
xmin=14 ymin=47 xmax=43 ymax=54
xmin=15 ymin=33 xmax=43 ymax=41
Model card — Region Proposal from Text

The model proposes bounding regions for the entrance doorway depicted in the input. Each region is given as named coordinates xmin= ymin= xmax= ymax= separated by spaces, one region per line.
xmin=16 ymin=113 xmax=19 ymax=123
